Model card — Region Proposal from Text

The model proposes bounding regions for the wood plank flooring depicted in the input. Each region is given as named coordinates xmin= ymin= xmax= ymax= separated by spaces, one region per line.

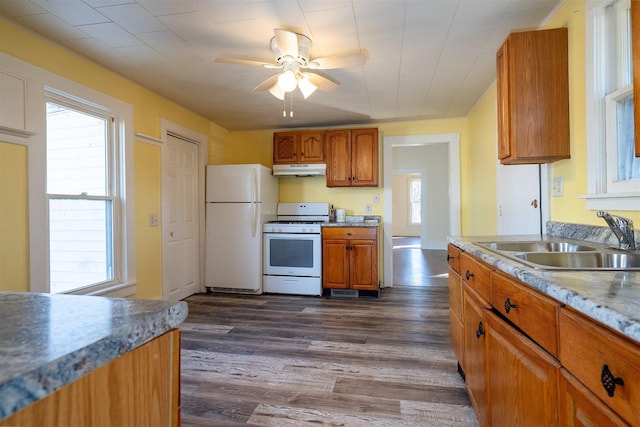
xmin=180 ymin=243 xmax=478 ymax=426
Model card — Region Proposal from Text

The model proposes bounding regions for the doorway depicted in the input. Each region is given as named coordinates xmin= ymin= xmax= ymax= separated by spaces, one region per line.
xmin=383 ymin=134 xmax=461 ymax=287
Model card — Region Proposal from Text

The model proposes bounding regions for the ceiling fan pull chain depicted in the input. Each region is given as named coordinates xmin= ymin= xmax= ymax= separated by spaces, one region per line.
xmin=282 ymin=94 xmax=286 ymax=117
xmin=290 ymin=93 xmax=294 ymax=117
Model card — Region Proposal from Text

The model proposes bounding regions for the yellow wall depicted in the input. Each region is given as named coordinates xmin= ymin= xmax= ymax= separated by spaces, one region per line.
xmin=0 ymin=19 xmax=227 ymax=297
xmin=1 ymin=1 xmax=638 ymax=296
xmin=0 ymin=142 xmax=29 ymax=292
xmin=543 ymin=0 xmax=639 ymax=225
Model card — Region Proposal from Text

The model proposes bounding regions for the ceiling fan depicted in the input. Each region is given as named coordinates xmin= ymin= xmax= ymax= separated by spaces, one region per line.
xmin=215 ymin=28 xmax=366 ymax=100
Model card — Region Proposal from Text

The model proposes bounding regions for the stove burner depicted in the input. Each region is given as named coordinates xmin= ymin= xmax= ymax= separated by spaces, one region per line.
xmin=269 ymin=220 xmax=326 ymax=225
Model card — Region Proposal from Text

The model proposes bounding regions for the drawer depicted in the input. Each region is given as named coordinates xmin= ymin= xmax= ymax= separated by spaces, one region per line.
xmin=559 ymin=308 xmax=640 ymax=426
xmin=460 ymin=252 xmax=491 ymax=301
xmin=491 ymin=270 xmax=559 ymax=357
xmin=322 ymin=227 xmax=377 ymax=240
xmin=447 ymin=244 xmax=461 ymax=274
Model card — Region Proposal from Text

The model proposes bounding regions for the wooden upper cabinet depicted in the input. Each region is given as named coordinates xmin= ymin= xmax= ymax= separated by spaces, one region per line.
xmin=326 ymin=128 xmax=379 ymax=187
xmin=496 ymin=28 xmax=570 ymax=164
xmin=273 ymin=131 xmax=325 ymax=164
xmin=632 ymin=0 xmax=639 ymax=156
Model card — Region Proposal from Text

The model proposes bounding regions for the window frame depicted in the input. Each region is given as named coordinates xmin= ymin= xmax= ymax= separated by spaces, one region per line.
xmin=33 ymin=87 xmax=134 ymax=297
xmin=45 ymin=94 xmax=123 ymax=294
xmin=407 ymin=175 xmax=422 ymax=226
xmin=583 ymin=0 xmax=639 ymax=210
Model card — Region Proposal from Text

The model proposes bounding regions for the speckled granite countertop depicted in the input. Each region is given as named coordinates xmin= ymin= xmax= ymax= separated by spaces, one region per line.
xmin=449 ymin=221 xmax=640 ymax=345
xmin=0 ymin=292 xmax=188 ymax=420
xmin=322 ymin=215 xmax=381 ymax=227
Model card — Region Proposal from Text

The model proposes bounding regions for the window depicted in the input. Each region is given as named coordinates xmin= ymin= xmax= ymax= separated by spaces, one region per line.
xmin=585 ymin=0 xmax=639 ymax=210
xmin=408 ymin=175 xmax=422 ymax=225
xmin=39 ymin=86 xmax=134 ymax=297
xmin=46 ymin=100 xmax=118 ymax=293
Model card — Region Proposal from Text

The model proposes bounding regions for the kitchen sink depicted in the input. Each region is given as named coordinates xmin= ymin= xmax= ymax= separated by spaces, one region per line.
xmin=479 ymin=241 xmax=597 ymax=253
xmin=515 ymin=251 xmax=640 ymax=270
xmin=474 ymin=239 xmax=640 ymax=271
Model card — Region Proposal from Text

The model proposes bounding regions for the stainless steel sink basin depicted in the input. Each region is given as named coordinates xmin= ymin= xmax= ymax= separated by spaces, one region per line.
xmin=515 ymin=251 xmax=640 ymax=270
xmin=480 ymin=241 xmax=597 ymax=253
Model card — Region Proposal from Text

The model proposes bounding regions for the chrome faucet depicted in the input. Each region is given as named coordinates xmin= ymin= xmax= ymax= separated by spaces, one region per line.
xmin=597 ymin=211 xmax=637 ymax=251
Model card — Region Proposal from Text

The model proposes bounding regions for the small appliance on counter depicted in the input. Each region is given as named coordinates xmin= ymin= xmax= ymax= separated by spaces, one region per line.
xmin=335 ymin=208 xmax=346 ymax=222
xmin=263 ymin=202 xmax=330 ymax=296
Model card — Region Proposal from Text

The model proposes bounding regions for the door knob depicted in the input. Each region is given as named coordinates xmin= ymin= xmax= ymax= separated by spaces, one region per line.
xmin=531 ymin=199 xmax=538 ymax=208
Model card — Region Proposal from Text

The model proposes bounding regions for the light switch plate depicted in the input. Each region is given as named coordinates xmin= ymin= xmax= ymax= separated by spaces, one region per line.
xmin=149 ymin=213 xmax=159 ymax=226
xmin=552 ymin=177 xmax=564 ymax=197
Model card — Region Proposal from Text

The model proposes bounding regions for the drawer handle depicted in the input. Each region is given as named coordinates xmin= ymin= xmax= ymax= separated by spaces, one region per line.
xmin=447 ymin=254 xmax=454 ymax=261
xmin=476 ymin=321 xmax=485 ymax=338
xmin=465 ymin=270 xmax=474 ymax=280
xmin=504 ymin=298 xmax=517 ymax=314
xmin=601 ymin=364 xmax=624 ymax=397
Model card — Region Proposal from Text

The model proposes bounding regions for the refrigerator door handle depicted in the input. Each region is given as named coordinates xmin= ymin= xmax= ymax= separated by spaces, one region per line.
xmin=251 ymin=167 xmax=257 ymax=237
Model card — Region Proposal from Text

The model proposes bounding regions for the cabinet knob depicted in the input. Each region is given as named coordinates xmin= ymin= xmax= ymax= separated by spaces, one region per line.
xmin=476 ymin=321 xmax=485 ymax=338
xmin=447 ymin=254 xmax=454 ymax=261
xmin=601 ymin=364 xmax=624 ymax=397
xmin=465 ymin=270 xmax=474 ymax=280
xmin=504 ymin=298 xmax=517 ymax=314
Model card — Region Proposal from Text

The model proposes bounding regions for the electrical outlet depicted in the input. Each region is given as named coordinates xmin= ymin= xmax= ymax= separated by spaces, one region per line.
xmin=149 ymin=213 xmax=159 ymax=227
xmin=365 ymin=203 xmax=372 ymax=214
xmin=552 ymin=177 xmax=564 ymax=197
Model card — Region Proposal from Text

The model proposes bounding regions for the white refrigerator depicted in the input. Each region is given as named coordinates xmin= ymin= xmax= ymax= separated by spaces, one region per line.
xmin=205 ymin=164 xmax=278 ymax=294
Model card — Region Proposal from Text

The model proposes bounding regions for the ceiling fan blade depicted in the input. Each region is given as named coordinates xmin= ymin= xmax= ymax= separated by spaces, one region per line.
xmin=215 ymin=56 xmax=274 ymax=67
xmin=305 ymin=71 xmax=339 ymax=91
xmin=274 ymin=28 xmax=298 ymax=58
xmin=307 ymin=51 xmax=366 ymax=69
xmin=254 ymin=74 xmax=281 ymax=91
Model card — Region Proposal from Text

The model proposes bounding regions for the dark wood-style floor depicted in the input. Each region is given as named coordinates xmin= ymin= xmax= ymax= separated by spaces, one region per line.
xmin=180 ymin=237 xmax=478 ymax=426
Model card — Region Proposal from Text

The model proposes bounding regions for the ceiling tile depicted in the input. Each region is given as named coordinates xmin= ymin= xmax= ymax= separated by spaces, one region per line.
xmin=96 ymin=3 xmax=167 ymax=34
xmin=77 ymin=22 xmax=142 ymax=47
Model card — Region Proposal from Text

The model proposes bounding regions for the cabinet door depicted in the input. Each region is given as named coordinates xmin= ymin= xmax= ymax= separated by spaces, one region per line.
xmin=299 ymin=131 xmax=325 ymax=163
xmin=487 ymin=309 xmax=560 ymax=427
xmin=632 ymin=0 xmax=639 ymax=156
xmin=273 ymin=132 xmax=299 ymax=164
xmin=497 ymin=28 xmax=570 ymax=164
xmin=322 ymin=239 xmax=349 ymax=289
xmin=350 ymin=239 xmax=377 ymax=290
xmin=559 ymin=368 xmax=629 ymax=427
xmin=496 ymin=41 xmax=511 ymax=160
xmin=463 ymin=285 xmax=490 ymax=426
xmin=449 ymin=267 xmax=464 ymax=370
xmin=351 ymin=128 xmax=379 ymax=186
xmin=326 ymin=130 xmax=352 ymax=187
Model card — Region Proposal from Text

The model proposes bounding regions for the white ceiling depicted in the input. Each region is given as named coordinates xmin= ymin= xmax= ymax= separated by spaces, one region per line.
xmin=0 ymin=0 xmax=563 ymax=131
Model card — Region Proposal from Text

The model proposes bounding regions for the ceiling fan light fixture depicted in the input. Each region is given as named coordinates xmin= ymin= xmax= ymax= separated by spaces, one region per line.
xmin=277 ymin=69 xmax=297 ymax=92
xmin=297 ymin=74 xmax=317 ymax=99
xmin=268 ymin=83 xmax=286 ymax=100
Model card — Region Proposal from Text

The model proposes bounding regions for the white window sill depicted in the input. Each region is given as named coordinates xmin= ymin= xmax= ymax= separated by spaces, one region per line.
xmin=579 ymin=192 xmax=640 ymax=211
xmin=63 ymin=282 xmax=137 ymax=298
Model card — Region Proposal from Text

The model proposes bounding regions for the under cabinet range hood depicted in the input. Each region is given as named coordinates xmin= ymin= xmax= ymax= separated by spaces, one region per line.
xmin=272 ymin=163 xmax=326 ymax=176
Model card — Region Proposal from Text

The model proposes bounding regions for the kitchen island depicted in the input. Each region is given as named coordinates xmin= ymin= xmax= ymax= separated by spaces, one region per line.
xmin=448 ymin=221 xmax=640 ymax=426
xmin=0 ymin=292 xmax=188 ymax=426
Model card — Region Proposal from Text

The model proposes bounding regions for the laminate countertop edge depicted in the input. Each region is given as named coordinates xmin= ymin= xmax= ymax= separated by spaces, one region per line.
xmin=0 ymin=292 xmax=188 ymax=420
xmin=448 ymin=235 xmax=640 ymax=345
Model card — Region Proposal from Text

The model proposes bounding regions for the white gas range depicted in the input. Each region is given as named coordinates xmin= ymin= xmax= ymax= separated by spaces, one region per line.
xmin=262 ymin=203 xmax=330 ymax=296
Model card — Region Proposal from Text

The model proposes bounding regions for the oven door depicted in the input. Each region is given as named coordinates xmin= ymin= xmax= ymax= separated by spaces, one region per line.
xmin=263 ymin=233 xmax=321 ymax=277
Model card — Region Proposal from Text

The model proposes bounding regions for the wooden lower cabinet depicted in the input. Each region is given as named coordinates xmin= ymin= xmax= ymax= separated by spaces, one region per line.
xmin=559 ymin=368 xmax=629 ymax=427
xmin=486 ymin=309 xmax=560 ymax=427
xmin=463 ymin=285 xmax=490 ymax=426
xmin=322 ymin=227 xmax=378 ymax=291
xmin=3 ymin=329 xmax=181 ymax=427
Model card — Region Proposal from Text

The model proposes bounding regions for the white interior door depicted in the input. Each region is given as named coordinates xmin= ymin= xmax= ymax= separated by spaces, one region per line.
xmin=497 ymin=164 xmax=548 ymax=235
xmin=163 ymin=134 xmax=199 ymax=301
